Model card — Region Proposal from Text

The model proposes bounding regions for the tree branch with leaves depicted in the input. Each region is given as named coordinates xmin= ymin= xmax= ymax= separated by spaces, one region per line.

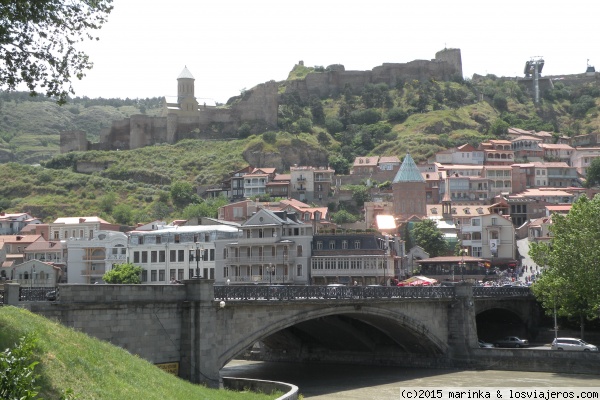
xmin=0 ymin=0 xmax=114 ymax=104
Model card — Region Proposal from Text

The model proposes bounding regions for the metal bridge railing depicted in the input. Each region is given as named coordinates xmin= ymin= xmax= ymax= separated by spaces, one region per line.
xmin=214 ymin=285 xmax=455 ymax=301
xmin=472 ymin=286 xmax=533 ymax=298
xmin=19 ymin=287 xmax=59 ymax=302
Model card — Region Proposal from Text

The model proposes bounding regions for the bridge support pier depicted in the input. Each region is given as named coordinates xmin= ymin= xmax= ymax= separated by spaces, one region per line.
xmin=180 ymin=279 xmax=222 ymax=388
xmin=447 ymin=282 xmax=478 ymax=360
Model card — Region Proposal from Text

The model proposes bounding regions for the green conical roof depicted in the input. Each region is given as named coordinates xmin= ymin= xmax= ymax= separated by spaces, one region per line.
xmin=393 ymin=153 xmax=425 ymax=183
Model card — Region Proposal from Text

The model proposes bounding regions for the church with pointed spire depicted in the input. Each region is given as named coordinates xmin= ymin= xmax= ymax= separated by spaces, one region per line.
xmin=392 ymin=153 xmax=427 ymax=221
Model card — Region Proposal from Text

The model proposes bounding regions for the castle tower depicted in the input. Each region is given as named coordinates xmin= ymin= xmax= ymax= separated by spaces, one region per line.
xmin=392 ymin=153 xmax=426 ymax=221
xmin=177 ymin=66 xmax=195 ymax=102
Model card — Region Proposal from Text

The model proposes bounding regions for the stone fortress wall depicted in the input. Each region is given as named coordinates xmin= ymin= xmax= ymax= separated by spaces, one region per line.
xmin=60 ymin=49 xmax=463 ymax=154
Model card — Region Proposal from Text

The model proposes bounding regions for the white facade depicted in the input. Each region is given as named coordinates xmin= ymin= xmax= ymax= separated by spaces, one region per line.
xmin=10 ymin=259 xmax=61 ymax=287
xmin=215 ymin=209 xmax=313 ymax=285
xmin=570 ymin=147 xmax=600 ymax=177
xmin=128 ymin=225 xmax=240 ymax=283
xmin=65 ymin=230 xmax=128 ymax=284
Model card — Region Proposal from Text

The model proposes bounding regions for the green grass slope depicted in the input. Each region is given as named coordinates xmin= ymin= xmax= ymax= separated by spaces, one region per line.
xmin=0 ymin=306 xmax=276 ymax=400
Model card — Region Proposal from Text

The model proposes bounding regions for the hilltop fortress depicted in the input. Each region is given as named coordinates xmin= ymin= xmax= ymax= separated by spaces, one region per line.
xmin=60 ymin=48 xmax=463 ymax=153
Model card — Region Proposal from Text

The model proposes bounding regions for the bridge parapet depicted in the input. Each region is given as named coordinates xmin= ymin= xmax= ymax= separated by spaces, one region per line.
xmin=214 ymin=285 xmax=455 ymax=301
xmin=473 ymin=286 xmax=532 ymax=298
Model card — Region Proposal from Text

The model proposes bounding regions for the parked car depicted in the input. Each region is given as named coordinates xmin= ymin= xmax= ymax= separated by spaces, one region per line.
xmin=493 ymin=336 xmax=528 ymax=348
xmin=478 ymin=339 xmax=494 ymax=348
xmin=551 ymin=337 xmax=598 ymax=352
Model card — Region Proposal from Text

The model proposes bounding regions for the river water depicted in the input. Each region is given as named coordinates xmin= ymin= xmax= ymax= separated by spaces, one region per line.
xmin=222 ymin=360 xmax=600 ymax=399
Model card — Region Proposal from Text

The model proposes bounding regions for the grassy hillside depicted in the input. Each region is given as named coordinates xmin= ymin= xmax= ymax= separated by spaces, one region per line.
xmin=0 ymin=306 xmax=277 ymax=400
xmin=1 ymin=68 xmax=600 ymax=223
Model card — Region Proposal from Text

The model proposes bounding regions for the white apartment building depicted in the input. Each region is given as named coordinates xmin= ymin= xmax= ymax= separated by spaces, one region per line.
xmin=215 ymin=209 xmax=313 ymax=285
xmin=49 ymin=216 xmax=120 ymax=241
xmin=128 ymin=225 xmax=240 ymax=283
xmin=65 ymin=230 xmax=128 ymax=284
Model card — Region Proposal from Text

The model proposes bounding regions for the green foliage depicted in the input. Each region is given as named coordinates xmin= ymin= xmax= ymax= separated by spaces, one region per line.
xmin=529 ymin=195 xmax=600 ymax=338
xmin=0 ymin=335 xmax=40 ymax=399
xmin=585 ymin=158 xmax=600 ymax=188
xmin=349 ymin=185 xmax=370 ymax=208
xmin=262 ymin=131 xmax=277 ymax=144
xmin=112 ymin=204 xmax=134 ymax=225
xmin=412 ymin=219 xmax=448 ymax=257
xmin=331 ymin=209 xmax=358 ymax=225
xmin=170 ymin=181 xmax=196 ymax=209
xmin=237 ymin=122 xmax=252 ymax=138
xmin=386 ymin=107 xmax=408 ymax=123
xmin=296 ymin=117 xmax=313 ymax=133
xmin=102 ymin=263 xmax=142 ymax=284
xmin=328 ymin=153 xmax=350 ymax=175
xmin=0 ymin=1 xmax=114 ymax=104
xmin=349 ymin=108 xmax=381 ymax=125
xmin=181 ymin=197 xmax=228 ymax=220
xmin=325 ymin=117 xmax=344 ymax=134
xmin=571 ymin=95 xmax=596 ymax=118
xmin=490 ymin=118 xmax=509 ymax=136
xmin=492 ymin=93 xmax=508 ymax=111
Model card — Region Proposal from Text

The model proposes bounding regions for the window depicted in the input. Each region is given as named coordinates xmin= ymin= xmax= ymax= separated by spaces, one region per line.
xmin=142 ymin=252 xmax=148 ymax=263
xmin=138 ymin=236 xmax=144 ymax=244
xmin=156 ymin=236 xmax=162 ymax=244
xmin=178 ymin=250 xmax=184 ymax=262
xmin=472 ymin=232 xmax=482 ymax=240
xmin=141 ymin=270 xmax=148 ymax=282
xmin=491 ymin=218 xmax=497 ymax=226
xmin=151 ymin=270 xmax=157 ymax=282
xmin=159 ymin=251 xmax=166 ymax=262
xmin=151 ymin=251 xmax=158 ymax=263
xmin=178 ymin=269 xmax=184 ymax=281
xmin=297 ymin=264 xmax=303 ymax=276
xmin=133 ymin=251 xmax=140 ymax=263
xmin=329 ymin=241 xmax=335 ymax=250
xmin=472 ymin=219 xmax=481 ymax=227
xmin=174 ymin=234 xmax=180 ymax=243
xmin=170 ymin=250 xmax=176 ymax=262
xmin=297 ymin=245 xmax=303 ymax=257
xmin=158 ymin=270 xmax=165 ymax=281
xmin=354 ymin=240 xmax=360 ymax=249
xmin=316 ymin=241 xmax=323 ymax=250
xmin=342 ymin=240 xmax=348 ymax=249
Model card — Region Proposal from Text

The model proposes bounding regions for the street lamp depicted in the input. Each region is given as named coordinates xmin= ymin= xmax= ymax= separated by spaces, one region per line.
xmin=194 ymin=242 xmax=203 ymax=279
xmin=266 ymin=263 xmax=272 ymax=285
xmin=460 ymin=248 xmax=466 ymax=282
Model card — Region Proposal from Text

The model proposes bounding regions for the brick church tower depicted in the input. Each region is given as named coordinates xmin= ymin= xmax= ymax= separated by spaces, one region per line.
xmin=392 ymin=153 xmax=426 ymax=220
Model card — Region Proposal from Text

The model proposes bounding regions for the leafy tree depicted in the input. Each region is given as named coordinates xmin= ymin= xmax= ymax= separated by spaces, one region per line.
xmin=386 ymin=107 xmax=408 ymax=123
xmin=325 ymin=117 xmax=344 ymax=134
xmin=412 ymin=219 xmax=448 ymax=257
xmin=0 ymin=1 xmax=114 ymax=104
xmin=349 ymin=185 xmax=370 ymax=208
xmin=328 ymin=154 xmax=350 ymax=175
xmin=103 ymin=263 xmax=142 ymax=284
xmin=349 ymin=108 xmax=381 ymax=125
xmin=112 ymin=204 xmax=134 ymax=225
xmin=331 ymin=209 xmax=358 ymax=225
xmin=317 ymin=131 xmax=331 ymax=146
xmin=0 ymin=335 xmax=40 ymax=399
xmin=529 ymin=195 xmax=600 ymax=339
xmin=585 ymin=158 xmax=600 ymax=188
xmin=490 ymin=118 xmax=509 ymax=136
xmin=296 ymin=117 xmax=313 ymax=133
xmin=309 ymin=95 xmax=325 ymax=124
xmin=262 ymin=131 xmax=277 ymax=144
xmin=492 ymin=93 xmax=508 ymax=112
xmin=170 ymin=180 xmax=196 ymax=209
xmin=181 ymin=197 xmax=228 ymax=220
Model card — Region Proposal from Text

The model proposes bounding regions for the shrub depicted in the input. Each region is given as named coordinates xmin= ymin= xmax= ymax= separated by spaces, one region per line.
xmin=0 ymin=335 xmax=40 ymax=399
xmin=262 ymin=131 xmax=277 ymax=144
xmin=325 ymin=117 xmax=344 ymax=134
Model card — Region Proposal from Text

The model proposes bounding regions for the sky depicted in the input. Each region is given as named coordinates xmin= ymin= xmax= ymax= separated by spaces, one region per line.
xmin=70 ymin=0 xmax=599 ymax=104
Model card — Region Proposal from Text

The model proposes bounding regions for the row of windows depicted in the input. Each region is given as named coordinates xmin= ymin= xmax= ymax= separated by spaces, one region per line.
xmin=132 ymin=249 xmax=215 ymax=264
xmin=223 ymin=265 xmax=303 ymax=277
xmin=140 ymin=267 xmax=215 ymax=282
xmin=53 ymin=229 xmax=95 ymax=240
xmin=315 ymin=241 xmax=361 ymax=250
xmin=311 ymin=258 xmax=385 ymax=270
xmin=136 ymin=233 xmax=211 ymax=245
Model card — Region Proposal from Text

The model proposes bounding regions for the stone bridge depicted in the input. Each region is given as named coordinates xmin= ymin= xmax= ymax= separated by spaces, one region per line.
xmin=6 ymin=281 xmax=544 ymax=387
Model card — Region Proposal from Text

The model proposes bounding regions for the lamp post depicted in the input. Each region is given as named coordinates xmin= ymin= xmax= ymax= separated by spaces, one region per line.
xmin=266 ymin=263 xmax=272 ymax=285
xmin=460 ymin=248 xmax=465 ymax=282
xmin=194 ymin=242 xmax=203 ymax=279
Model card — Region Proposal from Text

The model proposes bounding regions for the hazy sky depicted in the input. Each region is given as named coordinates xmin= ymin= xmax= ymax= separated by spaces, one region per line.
xmin=71 ymin=0 xmax=599 ymax=104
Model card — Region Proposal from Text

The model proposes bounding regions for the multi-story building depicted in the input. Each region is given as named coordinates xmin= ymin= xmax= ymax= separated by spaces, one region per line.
xmin=482 ymin=165 xmax=512 ymax=196
xmin=539 ymin=143 xmax=574 ymax=164
xmin=434 ymin=144 xmax=484 ymax=165
xmin=571 ymin=147 xmax=600 ymax=177
xmin=65 ymin=230 xmax=128 ymax=284
xmin=0 ymin=212 xmax=41 ymax=235
xmin=310 ymin=231 xmax=397 ymax=285
xmin=215 ymin=209 xmax=313 ymax=285
xmin=352 ymin=156 xmax=379 ymax=175
xmin=289 ymin=165 xmax=334 ymax=203
xmin=128 ymin=225 xmax=240 ymax=283
xmin=49 ymin=216 xmax=120 ymax=241
xmin=480 ymin=140 xmax=514 ymax=165
xmin=511 ymin=135 xmax=543 ymax=161
xmin=266 ymin=173 xmax=291 ymax=199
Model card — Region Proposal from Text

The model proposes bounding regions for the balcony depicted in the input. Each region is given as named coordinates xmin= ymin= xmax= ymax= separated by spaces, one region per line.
xmin=225 ymin=255 xmax=292 ymax=266
xmin=81 ymin=269 xmax=106 ymax=276
xmin=107 ymin=254 xmax=127 ymax=261
xmin=227 ymin=273 xmax=292 ymax=284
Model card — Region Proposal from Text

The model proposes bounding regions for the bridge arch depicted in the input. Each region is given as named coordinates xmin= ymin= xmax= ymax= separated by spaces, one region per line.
xmin=216 ymin=303 xmax=449 ymax=370
xmin=474 ymin=299 xmax=538 ymax=341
